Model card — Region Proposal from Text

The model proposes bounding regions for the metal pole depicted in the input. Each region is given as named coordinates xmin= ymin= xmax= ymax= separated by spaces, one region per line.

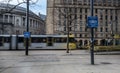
xmin=90 ymin=0 xmax=94 ymax=65
xmin=66 ymin=12 xmax=69 ymax=53
xmin=25 ymin=0 xmax=29 ymax=55
xmin=110 ymin=21 xmax=114 ymax=45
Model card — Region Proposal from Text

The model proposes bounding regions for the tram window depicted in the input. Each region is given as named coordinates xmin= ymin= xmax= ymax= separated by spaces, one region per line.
xmin=4 ymin=37 xmax=10 ymax=43
xmin=41 ymin=38 xmax=46 ymax=43
xmin=18 ymin=37 xmax=24 ymax=43
xmin=0 ymin=37 xmax=2 ymax=41
xmin=54 ymin=38 xmax=60 ymax=43
xmin=69 ymin=38 xmax=75 ymax=42
xmin=31 ymin=37 xmax=46 ymax=43
xmin=54 ymin=37 xmax=67 ymax=43
xmin=61 ymin=38 xmax=67 ymax=42
xmin=0 ymin=37 xmax=3 ymax=46
xmin=32 ymin=37 xmax=40 ymax=43
xmin=47 ymin=37 xmax=52 ymax=41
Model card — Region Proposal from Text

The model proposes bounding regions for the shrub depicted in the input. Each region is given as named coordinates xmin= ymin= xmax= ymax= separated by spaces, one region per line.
xmin=93 ymin=45 xmax=120 ymax=52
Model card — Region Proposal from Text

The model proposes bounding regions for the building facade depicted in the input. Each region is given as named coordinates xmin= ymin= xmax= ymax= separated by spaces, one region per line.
xmin=46 ymin=0 xmax=120 ymax=47
xmin=0 ymin=3 xmax=45 ymax=35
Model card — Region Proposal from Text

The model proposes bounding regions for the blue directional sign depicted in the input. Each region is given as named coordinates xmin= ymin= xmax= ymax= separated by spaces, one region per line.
xmin=87 ymin=16 xmax=98 ymax=28
xmin=24 ymin=32 xmax=30 ymax=38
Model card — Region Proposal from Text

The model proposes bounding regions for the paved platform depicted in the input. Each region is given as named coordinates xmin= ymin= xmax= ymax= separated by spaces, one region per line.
xmin=0 ymin=50 xmax=120 ymax=73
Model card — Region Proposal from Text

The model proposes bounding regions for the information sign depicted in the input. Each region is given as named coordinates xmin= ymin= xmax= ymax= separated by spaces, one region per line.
xmin=87 ymin=16 xmax=98 ymax=28
xmin=24 ymin=32 xmax=30 ymax=38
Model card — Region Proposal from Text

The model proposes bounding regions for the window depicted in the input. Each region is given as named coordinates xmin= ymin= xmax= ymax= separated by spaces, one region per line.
xmin=100 ymin=27 xmax=103 ymax=32
xmin=80 ymin=8 xmax=82 ymax=13
xmin=108 ymin=0 xmax=111 ymax=3
xmin=73 ymin=0 xmax=77 ymax=4
xmin=85 ymin=15 xmax=87 ymax=19
xmin=105 ymin=15 xmax=107 ymax=20
xmin=100 ymin=15 xmax=103 ymax=20
xmin=110 ymin=16 xmax=113 ymax=20
xmin=98 ymin=0 xmax=101 ymax=4
xmin=80 ymin=21 xmax=83 ymax=25
xmin=79 ymin=34 xmax=82 ymax=37
xmin=31 ymin=37 xmax=46 ymax=43
xmin=66 ymin=0 xmax=72 ymax=4
xmin=0 ymin=15 xmax=3 ymax=21
xmin=80 ymin=27 xmax=82 ymax=32
xmin=64 ymin=27 xmax=66 ymax=31
xmin=80 ymin=15 xmax=82 ymax=19
xmin=85 ymin=28 xmax=87 ymax=32
xmin=75 ymin=8 xmax=77 ymax=13
xmin=4 ymin=37 xmax=10 ymax=43
xmin=85 ymin=8 xmax=87 ymax=13
xmin=106 ymin=35 xmax=108 ymax=38
xmin=105 ymin=21 xmax=108 ymax=26
xmin=69 ymin=8 xmax=72 ymax=12
xmin=75 ymin=34 xmax=77 ymax=37
xmin=16 ymin=19 xmax=19 ymax=26
xmin=105 ymin=9 xmax=107 ymax=14
xmin=9 ymin=15 xmax=13 ymax=23
xmin=115 ymin=10 xmax=117 ymax=15
xmin=85 ymin=34 xmax=87 ymax=37
xmin=18 ymin=37 xmax=24 ymax=43
xmin=110 ymin=9 xmax=113 ymax=14
xmin=102 ymin=0 xmax=106 ymax=3
xmin=69 ymin=38 xmax=75 ymax=42
xmin=97 ymin=0 xmax=101 ymax=3
xmin=54 ymin=37 xmax=67 ymax=43
xmin=84 ymin=0 xmax=87 ymax=2
xmin=95 ymin=9 xmax=97 ymax=13
xmin=4 ymin=15 xmax=8 ymax=22
xmin=22 ymin=17 xmax=25 ymax=26
xmin=106 ymin=28 xmax=108 ymax=32
xmin=115 ymin=16 xmax=117 ymax=20
xmin=78 ymin=0 xmax=82 ymax=5
xmin=69 ymin=27 xmax=72 ymax=31
xmin=75 ymin=14 xmax=77 ymax=19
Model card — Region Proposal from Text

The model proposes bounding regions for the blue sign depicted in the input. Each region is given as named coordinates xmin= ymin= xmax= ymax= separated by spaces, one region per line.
xmin=87 ymin=16 xmax=98 ymax=28
xmin=24 ymin=32 xmax=30 ymax=38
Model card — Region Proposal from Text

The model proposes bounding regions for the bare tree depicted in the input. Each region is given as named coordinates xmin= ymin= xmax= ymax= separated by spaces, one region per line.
xmin=52 ymin=1 xmax=80 ymax=53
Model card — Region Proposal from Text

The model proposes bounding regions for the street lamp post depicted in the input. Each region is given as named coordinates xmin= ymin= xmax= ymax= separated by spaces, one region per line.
xmin=90 ymin=0 xmax=94 ymax=65
xmin=25 ymin=0 xmax=29 ymax=55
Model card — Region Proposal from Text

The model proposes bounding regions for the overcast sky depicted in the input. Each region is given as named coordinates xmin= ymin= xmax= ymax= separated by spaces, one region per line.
xmin=0 ymin=0 xmax=47 ymax=15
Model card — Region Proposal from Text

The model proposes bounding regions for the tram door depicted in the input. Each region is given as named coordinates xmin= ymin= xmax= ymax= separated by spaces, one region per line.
xmin=0 ymin=36 xmax=3 ymax=46
xmin=47 ymin=37 xmax=53 ymax=46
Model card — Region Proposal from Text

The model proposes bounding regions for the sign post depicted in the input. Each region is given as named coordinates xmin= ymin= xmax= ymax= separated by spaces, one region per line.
xmin=25 ymin=0 xmax=29 ymax=56
xmin=87 ymin=16 xmax=98 ymax=65
xmin=87 ymin=0 xmax=98 ymax=65
xmin=24 ymin=31 xmax=30 ymax=56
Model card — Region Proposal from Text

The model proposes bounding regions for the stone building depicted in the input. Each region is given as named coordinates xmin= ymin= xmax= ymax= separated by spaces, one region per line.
xmin=0 ymin=3 xmax=45 ymax=35
xmin=46 ymin=0 xmax=120 ymax=47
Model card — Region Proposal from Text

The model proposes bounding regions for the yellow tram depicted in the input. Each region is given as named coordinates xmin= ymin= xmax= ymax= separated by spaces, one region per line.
xmin=0 ymin=34 xmax=77 ymax=50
